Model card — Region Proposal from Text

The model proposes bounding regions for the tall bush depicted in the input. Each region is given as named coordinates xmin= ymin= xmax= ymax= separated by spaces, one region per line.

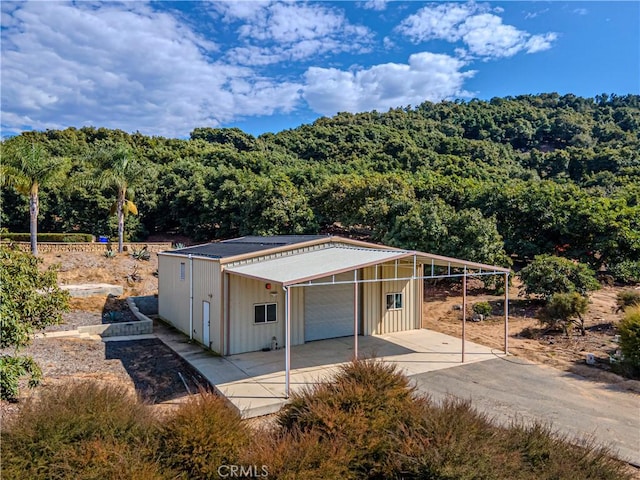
xmin=0 ymin=244 xmax=69 ymax=400
xmin=159 ymin=392 xmax=249 ymax=478
xmin=518 ymin=254 xmax=600 ymax=300
xmin=0 ymin=382 xmax=161 ymax=479
xmin=618 ymin=306 xmax=640 ymax=372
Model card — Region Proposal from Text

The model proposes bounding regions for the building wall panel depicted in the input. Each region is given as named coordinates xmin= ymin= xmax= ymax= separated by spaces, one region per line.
xmin=192 ymin=260 xmax=222 ymax=353
xmin=228 ymin=275 xmax=286 ymax=355
xmin=158 ymin=255 xmax=191 ymax=335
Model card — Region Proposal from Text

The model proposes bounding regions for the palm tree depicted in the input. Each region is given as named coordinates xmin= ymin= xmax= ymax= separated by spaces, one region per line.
xmin=92 ymin=143 xmax=144 ymax=253
xmin=1 ymin=137 xmax=69 ymax=255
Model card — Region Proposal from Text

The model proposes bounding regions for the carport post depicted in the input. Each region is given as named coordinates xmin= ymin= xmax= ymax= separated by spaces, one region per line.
xmin=504 ymin=272 xmax=509 ymax=355
xmin=462 ymin=266 xmax=467 ymax=363
xmin=353 ymin=270 xmax=358 ymax=360
xmin=285 ymin=286 xmax=291 ymax=398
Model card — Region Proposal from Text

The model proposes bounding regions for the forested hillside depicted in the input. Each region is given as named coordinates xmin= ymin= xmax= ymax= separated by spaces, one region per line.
xmin=2 ymin=93 xmax=639 ymax=281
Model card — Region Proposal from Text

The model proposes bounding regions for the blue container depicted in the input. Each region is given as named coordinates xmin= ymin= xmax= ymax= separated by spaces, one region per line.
xmin=98 ymin=236 xmax=109 ymax=243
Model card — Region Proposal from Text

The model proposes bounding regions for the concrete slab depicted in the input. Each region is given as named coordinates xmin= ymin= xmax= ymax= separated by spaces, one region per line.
xmin=152 ymin=327 xmax=500 ymax=418
xmin=60 ymin=283 xmax=123 ymax=297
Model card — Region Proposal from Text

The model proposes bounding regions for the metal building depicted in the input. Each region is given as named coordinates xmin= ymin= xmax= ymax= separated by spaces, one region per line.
xmin=158 ymin=235 xmax=510 ymax=360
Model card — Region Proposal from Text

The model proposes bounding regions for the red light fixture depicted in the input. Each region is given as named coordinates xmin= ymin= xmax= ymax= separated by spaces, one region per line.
xmin=265 ymin=283 xmax=272 ymax=290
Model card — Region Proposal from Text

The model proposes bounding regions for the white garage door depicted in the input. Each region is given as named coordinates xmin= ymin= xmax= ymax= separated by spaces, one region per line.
xmin=304 ymin=284 xmax=355 ymax=341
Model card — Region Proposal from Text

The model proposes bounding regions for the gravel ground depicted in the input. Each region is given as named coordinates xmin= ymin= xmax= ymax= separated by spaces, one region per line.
xmin=45 ymin=298 xmax=139 ymax=332
xmin=0 ymin=335 xmax=212 ymax=418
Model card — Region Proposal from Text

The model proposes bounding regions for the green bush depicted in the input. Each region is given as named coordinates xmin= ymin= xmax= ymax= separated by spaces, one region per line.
xmin=540 ymin=292 xmax=590 ymax=335
xmin=608 ymin=260 xmax=640 ymax=284
xmin=0 ymin=356 xmax=42 ymax=401
xmin=473 ymin=301 xmax=493 ymax=317
xmin=0 ymin=382 xmax=161 ymax=480
xmin=159 ymin=392 xmax=249 ymax=479
xmin=518 ymin=254 xmax=600 ymax=300
xmin=0 ymin=232 xmax=94 ymax=242
xmin=618 ymin=306 xmax=640 ymax=371
xmin=616 ymin=290 xmax=640 ymax=312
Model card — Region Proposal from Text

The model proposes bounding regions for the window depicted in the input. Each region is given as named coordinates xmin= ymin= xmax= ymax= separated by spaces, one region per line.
xmin=180 ymin=262 xmax=185 ymax=281
xmin=386 ymin=293 xmax=403 ymax=310
xmin=255 ymin=303 xmax=277 ymax=324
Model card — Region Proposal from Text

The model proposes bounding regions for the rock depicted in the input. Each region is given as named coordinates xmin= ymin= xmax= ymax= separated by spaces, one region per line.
xmin=472 ymin=313 xmax=484 ymax=322
xmin=453 ymin=304 xmax=463 ymax=311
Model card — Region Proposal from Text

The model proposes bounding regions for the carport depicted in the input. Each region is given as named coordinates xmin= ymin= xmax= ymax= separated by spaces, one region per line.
xmin=226 ymin=248 xmax=511 ymax=397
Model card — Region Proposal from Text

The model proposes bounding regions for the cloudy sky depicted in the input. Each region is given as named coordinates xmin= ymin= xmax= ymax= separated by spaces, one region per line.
xmin=1 ymin=1 xmax=638 ymax=138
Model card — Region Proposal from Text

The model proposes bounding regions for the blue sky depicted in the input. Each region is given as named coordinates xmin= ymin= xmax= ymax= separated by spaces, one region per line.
xmin=1 ymin=1 xmax=638 ymax=138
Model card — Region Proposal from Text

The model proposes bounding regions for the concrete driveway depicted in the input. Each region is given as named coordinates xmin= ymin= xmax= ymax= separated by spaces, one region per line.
xmin=154 ymin=327 xmax=500 ymax=418
xmin=410 ymin=358 xmax=640 ymax=466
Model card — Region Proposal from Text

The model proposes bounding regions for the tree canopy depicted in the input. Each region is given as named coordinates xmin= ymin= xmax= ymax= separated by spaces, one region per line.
xmin=2 ymin=93 xmax=639 ymax=282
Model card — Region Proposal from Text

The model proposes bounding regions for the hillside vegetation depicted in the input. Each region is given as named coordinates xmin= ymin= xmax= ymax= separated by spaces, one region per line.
xmin=2 ymin=93 xmax=639 ymax=281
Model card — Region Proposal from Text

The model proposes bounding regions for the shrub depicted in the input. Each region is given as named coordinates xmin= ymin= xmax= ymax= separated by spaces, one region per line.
xmin=608 ymin=260 xmax=640 ymax=284
xmin=243 ymin=428 xmax=356 ymax=480
xmin=1 ymin=244 xmax=69 ymax=400
xmin=103 ymin=249 xmax=117 ymax=258
xmin=404 ymin=400 xmax=629 ymax=480
xmin=0 ymin=232 xmax=94 ymax=242
xmin=473 ymin=301 xmax=492 ymax=317
xmin=277 ymin=359 xmax=425 ymax=478
xmin=0 ymin=382 xmax=161 ymax=480
xmin=0 ymin=355 xmax=42 ymax=401
xmin=618 ymin=306 xmax=640 ymax=372
xmin=616 ymin=290 xmax=640 ymax=312
xmin=131 ymin=246 xmax=151 ymax=261
xmin=159 ymin=392 xmax=249 ymax=478
xmin=540 ymin=292 xmax=590 ymax=335
xmin=518 ymin=255 xmax=600 ymax=300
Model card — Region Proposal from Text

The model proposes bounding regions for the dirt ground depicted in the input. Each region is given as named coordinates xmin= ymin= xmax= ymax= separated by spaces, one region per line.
xmin=423 ymin=278 xmax=640 ymax=392
xmin=41 ymin=250 xmax=160 ymax=298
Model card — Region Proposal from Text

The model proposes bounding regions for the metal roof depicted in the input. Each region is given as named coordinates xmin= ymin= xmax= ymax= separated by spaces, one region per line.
xmin=164 ymin=235 xmax=327 ymax=259
xmin=225 ymin=246 xmax=412 ymax=286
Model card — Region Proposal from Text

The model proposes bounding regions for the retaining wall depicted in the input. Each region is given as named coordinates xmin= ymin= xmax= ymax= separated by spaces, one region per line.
xmin=76 ymin=296 xmax=154 ymax=337
xmin=6 ymin=242 xmax=172 ymax=253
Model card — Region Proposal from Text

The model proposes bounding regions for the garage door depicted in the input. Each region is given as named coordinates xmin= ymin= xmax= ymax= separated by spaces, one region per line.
xmin=304 ymin=283 xmax=355 ymax=341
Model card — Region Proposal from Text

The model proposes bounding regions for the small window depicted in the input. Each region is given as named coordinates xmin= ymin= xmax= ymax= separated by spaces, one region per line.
xmin=180 ymin=262 xmax=186 ymax=281
xmin=386 ymin=293 xmax=403 ymax=310
xmin=255 ymin=303 xmax=277 ymax=324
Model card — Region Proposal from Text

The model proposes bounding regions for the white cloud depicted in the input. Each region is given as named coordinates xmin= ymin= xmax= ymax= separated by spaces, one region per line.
xmin=573 ymin=8 xmax=588 ymax=16
xmin=362 ymin=0 xmax=388 ymax=11
xmin=525 ymin=8 xmax=549 ymax=20
xmin=303 ymin=52 xmax=475 ymax=116
xmin=397 ymin=3 xmax=557 ymax=59
xmin=0 ymin=1 xmax=302 ymax=137
xmin=212 ymin=1 xmax=374 ymax=66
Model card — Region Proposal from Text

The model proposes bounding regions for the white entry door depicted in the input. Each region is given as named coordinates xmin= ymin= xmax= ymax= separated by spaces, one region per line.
xmin=304 ymin=284 xmax=355 ymax=342
xmin=202 ymin=301 xmax=210 ymax=348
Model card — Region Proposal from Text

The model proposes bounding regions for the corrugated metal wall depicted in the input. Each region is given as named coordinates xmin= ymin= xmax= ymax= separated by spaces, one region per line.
xmin=228 ymin=275 xmax=287 ymax=355
xmin=192 ymin=260 xmax=222 ymax=353
xmin=361 ymin=261 xmax=420 ymax=335
xmin=362 ymin=266 xmax=381 ymax=335
xmin=158 ymin=254 xmax=191 ymax=335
